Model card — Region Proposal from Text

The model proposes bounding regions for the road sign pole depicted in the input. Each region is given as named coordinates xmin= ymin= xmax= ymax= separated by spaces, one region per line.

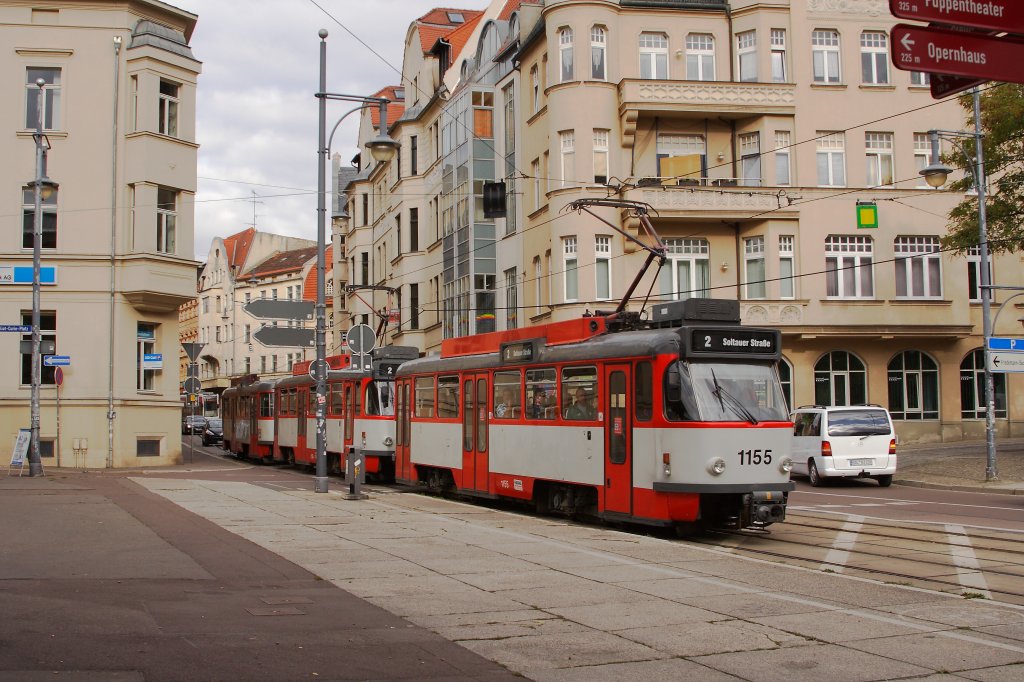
xmin=314 ymin=30 xmax=329 ymax=494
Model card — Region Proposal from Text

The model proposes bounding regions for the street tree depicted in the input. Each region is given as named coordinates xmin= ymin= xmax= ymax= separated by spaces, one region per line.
xmin=942 ymin=84 xmax=1024 ymax=255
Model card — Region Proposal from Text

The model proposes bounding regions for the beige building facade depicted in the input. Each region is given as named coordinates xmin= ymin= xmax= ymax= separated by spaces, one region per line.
xmin=1 ymin=0 xmax=201 ymax=467
xmin=340 ymin=0 xmax=1022 ymax=445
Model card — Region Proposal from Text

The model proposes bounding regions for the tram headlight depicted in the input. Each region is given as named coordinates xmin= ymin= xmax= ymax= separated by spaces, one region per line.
xmin=383 ymin=436 xmax=394 ymax=447
xmin=779 ymin=457 xmax=794 ymax=474
xmin=707 ymin=457 xmax=727 ymax=476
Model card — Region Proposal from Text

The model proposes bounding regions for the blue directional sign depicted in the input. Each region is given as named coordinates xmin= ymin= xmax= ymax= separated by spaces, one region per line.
xmin=0 ymin=266 xmax=56 ymax=285
xmin=988 ymin=337 xmax=1024 ymax=352
xmin=43 ymin=355 xmax=71 ymax=366
xmin=0 ymin=325 xmax=31 ymax=332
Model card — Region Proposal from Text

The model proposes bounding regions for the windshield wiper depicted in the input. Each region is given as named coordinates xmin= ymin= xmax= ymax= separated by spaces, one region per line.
xmin=709 ymin=368 xmax=759 ymax=425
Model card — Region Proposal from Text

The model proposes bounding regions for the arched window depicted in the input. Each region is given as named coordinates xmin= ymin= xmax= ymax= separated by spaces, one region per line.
xmin=888 ymin=350 xmax=939 ymax=420
xmin=778 ymin=356 xmax=793 ymax=412
xmin=591 ymin=26 xmax=607 ymax=80
xmin=559 ymin=27 xmax=574 ymax=82
xmin=814 ymin=351 xmax=867 ymax=406
xmin=960 ymin=349 xmax=1007 ymax=419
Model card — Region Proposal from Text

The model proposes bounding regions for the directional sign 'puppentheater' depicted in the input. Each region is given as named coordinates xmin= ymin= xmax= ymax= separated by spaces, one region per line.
xmin=889 ymin=0 xmax=1024 ymax=35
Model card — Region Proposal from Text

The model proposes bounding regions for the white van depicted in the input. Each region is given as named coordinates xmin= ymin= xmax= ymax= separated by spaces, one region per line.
xmin=790 ymin=405 xmax=897 ymax=487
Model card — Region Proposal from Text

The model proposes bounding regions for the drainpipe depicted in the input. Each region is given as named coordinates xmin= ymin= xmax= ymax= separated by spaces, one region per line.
xmin=726 ymin=5 xmax=734 ymax=82
xmin=108 ymin=35 xmax=121 ymax=469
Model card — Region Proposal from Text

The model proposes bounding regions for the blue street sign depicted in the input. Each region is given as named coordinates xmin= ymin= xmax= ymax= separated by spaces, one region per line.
xmin=0 ymin=266 xmax=56 ymax=285
xmin=43 ymin=355 xmax=71 ymax=367
xmin=988 ymin=337 xmax=1024 ymax=352
xmin=0 ymin=325 xmax=31 ymax=332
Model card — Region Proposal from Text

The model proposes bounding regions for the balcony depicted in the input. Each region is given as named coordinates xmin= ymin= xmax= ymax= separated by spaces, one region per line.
xmin=622 ymin=181 xmax=793 ymax=220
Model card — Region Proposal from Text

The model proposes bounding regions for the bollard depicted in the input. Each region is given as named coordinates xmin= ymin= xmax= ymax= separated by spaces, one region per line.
xmin=344 ymin=448 xmax=367 ymax=500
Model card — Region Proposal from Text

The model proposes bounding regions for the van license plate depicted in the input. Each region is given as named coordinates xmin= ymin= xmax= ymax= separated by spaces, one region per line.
xmin=850 ymin=458 xmax=873 ymax=466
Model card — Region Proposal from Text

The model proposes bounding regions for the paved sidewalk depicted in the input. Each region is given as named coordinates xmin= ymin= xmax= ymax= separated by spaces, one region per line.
xmin=895 ymin=436 xmax=1024 ymax=494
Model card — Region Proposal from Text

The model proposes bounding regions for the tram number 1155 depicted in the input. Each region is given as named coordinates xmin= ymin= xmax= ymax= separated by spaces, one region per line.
xmin=738 ymin=449 xmax=773 ymax=465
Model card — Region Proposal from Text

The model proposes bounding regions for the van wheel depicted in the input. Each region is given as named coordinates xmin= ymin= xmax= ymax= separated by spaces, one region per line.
xmin=808 ymin=460 xmax=823 ymax=487
xmin=876 ymin=474 xmax=893 ymax=487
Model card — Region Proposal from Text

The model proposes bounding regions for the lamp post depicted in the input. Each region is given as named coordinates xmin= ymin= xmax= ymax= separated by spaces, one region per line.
xmin=919 ymin=87 xmax=997 ymax=481
xmin=28 ymin=78 xmax=59 ymax=477
xmin=315 ymin=29 xmax=398 ymax=493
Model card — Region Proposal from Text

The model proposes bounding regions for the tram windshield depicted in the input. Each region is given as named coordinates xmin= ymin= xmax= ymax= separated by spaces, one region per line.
xmin=665 ymin=361 xmax=789 ymax=423
xmin=364 ymin=379 xmax=396 ymax=416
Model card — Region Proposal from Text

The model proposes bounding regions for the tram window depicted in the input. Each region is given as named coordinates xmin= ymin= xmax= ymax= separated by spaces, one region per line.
xmin=493 ymin=370 xmax=521 ymax=418
xmin=635 ymin=361 xmax=653 ymax=422
xmin=353 ymin=382 xmax=362 ymax=416
xmin=463 ymin=379 xmax=474 ymax=451
xmin=561 ymin=366 xmax=597 ymax=420
xmin=664 ymin=362 xmax=698 ymax=421
xmin=329 ymin=384 xmax=344 ymax=416
xmin=438 ymin=375 xmax=459 ymax=418
xmin=260 ymin=393 xmax=273 ymax=418
xmin=414 ymin=376 xmax=435 ymax=417
xmin=365 ymin=380 xmax=395 ymax=416
xmin=525 ymin=368 xmax=556 ymax=420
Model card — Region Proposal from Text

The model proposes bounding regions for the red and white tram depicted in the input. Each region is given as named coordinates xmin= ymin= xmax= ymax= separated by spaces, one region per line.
xmin=274 ymin=347 xmax=418 ymax=478
xmin=395 ymin=299 xmax=794 ymax=531
xmin=222 ymin=378 xmax=278 ymax=460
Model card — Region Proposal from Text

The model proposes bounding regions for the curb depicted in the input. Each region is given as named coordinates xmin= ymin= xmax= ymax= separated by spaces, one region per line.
xmin=894 ymin=478 xmax=1024 ymax=495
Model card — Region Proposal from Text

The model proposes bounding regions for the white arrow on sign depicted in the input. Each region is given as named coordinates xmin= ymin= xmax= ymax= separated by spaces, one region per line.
xmin=901 ymin=33 xmax=915 ymax=51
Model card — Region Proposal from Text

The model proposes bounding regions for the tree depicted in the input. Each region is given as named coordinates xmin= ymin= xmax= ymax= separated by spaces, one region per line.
xmin=942 ymin=84 xmax=1024 ymax=255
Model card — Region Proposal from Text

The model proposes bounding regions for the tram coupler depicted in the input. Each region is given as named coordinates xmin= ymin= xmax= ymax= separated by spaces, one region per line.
xmin=745 ymin=490 xmax=788 ymax=526
xmin=344 ymin=449 xmax=368 ymax=500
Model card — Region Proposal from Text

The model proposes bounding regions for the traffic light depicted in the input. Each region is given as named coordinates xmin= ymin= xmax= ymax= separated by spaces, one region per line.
xmin=483 ymin=181 xmax=506 ymax=219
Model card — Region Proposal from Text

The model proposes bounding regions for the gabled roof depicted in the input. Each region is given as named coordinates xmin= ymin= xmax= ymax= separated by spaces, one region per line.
xmin=301 ymin=245 xmax=334 ymax=302
xmin=497 ymin=0 xmax=523 ymax=21
xmin=440 ymin=12 xmax=483 ymax=59
xmin=222 ymin=228 xmax=255 ymax=270
xmin=414 ymin=7 xmax=484 ymax=53
xmin=240 ymin=246 xmax=318 ymax=280
xmin=369 ymin=85 xmax=406 ymax=128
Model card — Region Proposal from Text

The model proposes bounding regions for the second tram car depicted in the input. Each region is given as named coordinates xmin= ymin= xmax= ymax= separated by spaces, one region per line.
xmin=222 ymin=378 xmax=278 ymax=459
xmin=395 ymin=299 xmax=794 ymax=531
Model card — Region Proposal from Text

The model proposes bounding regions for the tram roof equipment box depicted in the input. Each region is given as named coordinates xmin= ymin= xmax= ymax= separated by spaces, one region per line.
xmin=651 ymin=299 xmax=740 ymax=327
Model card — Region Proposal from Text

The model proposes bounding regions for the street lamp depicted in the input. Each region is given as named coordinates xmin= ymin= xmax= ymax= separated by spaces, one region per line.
xmin=315 ymin=29 xmax=398 ymax=493
xmin=919 ymin=87 xmax=997 ymax=481
xmin=28 ymin=78 xmax=59 ymax=477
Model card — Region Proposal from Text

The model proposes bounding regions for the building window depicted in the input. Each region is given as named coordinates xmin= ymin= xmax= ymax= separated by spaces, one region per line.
xmin=591 ymin=26 xmax=606 ymax=80
xmin=914 ymin=133 xmax=934 ymax=188
xmin=865 ymin=132 xmax=894 ymax=187
xmin=860 ymin=31 xmax=890 ymax=85
xmin=534 ymin=256 xmax=542 ymax=314
xmin=472 ymin=90 xmax=494 ymax=139
xmin=360 ymin=252 xmax=369 ymax=285
xmin=563 ymin=237 xmax=578 ymax=302
xmin=895 ymin=236 xmax=942 ymax=299
xmin=158 ymin=79 xmax=180 ymax=137
xmin=25 ymin=67 xmax=61 ymax=130
xmin=531 ymin=159 xmax=542 ymax=211
xmin=812 ymin=29 xmax=841 ymax=83
xmin=739 ymin=132 xmax=761 ymax=186
xmin=595 ymin=235 xmax=611 ymax=300
xmin=559 ymin=27 xmax=574 ymax=82
xmin=560 ymin=130 xmax=575 ymax=188
xmin=774 ymin=131 xmax=791 ymax=186
xmin=530 ymin=65 xmax=540 ymax=112
xmin=737 ymin=30 xmax=757 ymax=82
xmin=657 ymin=133 xmax=706 ymax=181
xmin=639 ymin=32 xmax=668 ymax=80
xmin=244 ymin=324 xmax=251 ymax=343
xmin=744 ymin=236 xmax=766 ymax=299
xmin=966 ymin=245 xmax=989 ymax=302
xmin=815 ymin=351 xmax=867 ymax=406
xmin=771 ymin=29 xmax=787 ymax=82
xmin=779 ymin=235 xmax=795 ymax=299
xmin=593 ymin=129 xmax=609 ymax=184
xmin=20 ymin=311 xmax=56 ymax=386
xmin=503 ymin=82 xmax=517 ymax=235
xmin=686 ymin=33 xmax=715 ymax=81
xmin=660 ymin=238 xmax=709 ymax=300
xmin=505 ymin=268 xmax=517 ymax=330
xmin=816 ymin=132 xmax=846 ymax=187
xmin=825 ymin=235 xmax=873 ymax=298
xmin=408 ymin=207 xmax=419 ymax=251
xmin=911 ymin=71 xmax=930 ymax=86
xmin=22 ymin=186 xmax=57 ymax=249
xmin=410 ymin=135 xmax=418 ymax=175
xmin=888 ymin=350 xmax=939 ymax=420
xmin=409 ymin=282 xmax=419 ymax=330
xmin=215 ymin=326 xmax=222 ymax=342
xmin=961 ymin=349 xmax=1007 ymax=419
xmin=779 ymin=357 xmax=793 ymax=411
xmin=137 ymin=439 xmax=160 ymax=457
xmin=137 ymin=323 xmax=156 ymax=391
xmin=156 ymin=187 xmax=177 ymax=254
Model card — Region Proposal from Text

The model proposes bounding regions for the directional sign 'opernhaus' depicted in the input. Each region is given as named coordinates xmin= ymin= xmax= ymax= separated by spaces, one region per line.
xmin=891 ymin=23 xmax=1024 ymax=84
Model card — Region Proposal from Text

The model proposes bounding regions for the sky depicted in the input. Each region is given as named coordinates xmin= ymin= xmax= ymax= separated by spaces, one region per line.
xmin=182 ymin=0 xmax=487 ymax=260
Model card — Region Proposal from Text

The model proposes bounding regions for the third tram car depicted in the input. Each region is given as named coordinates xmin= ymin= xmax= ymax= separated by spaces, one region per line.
xmin=395 ymin=299 xmax=794 ymax=531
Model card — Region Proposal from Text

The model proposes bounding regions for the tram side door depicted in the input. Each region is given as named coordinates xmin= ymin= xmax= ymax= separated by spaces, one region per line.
xmin=248 ymin=395 xmax=258 ymax=446
xmin=461 ymin=374 xmax=490 ymax=493
xmin=604 ymin=365 xmax=632 ymax=515
xmin=395 ymin=378 xmax=413 ymax=482
xmin=297 ymin=389 xmax=308 ymax=446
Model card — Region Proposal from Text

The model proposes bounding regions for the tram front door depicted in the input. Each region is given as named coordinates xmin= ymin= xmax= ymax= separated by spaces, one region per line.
xmin=604 ymin=365 xmax=632 ymax=515
xmin=395 ymin=378 xmax=413 ymax=483
xmin=462 ymin=374 xmax=490 ymax=493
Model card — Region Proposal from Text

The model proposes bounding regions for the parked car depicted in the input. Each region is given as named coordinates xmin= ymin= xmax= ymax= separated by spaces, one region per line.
xmin=202 ymin=417 xmax=223 ymax=446
xmin=790 ymin=405 xmax=897 ymax=487
xmin=182 ymin=415 xmax=207 ymax=435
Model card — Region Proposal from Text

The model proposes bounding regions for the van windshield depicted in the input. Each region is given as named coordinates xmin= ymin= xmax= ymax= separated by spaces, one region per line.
xmin=827 ymin=410 xmax=891 ymax=436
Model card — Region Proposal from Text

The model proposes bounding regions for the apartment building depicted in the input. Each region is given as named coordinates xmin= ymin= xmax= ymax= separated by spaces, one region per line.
xmin=1 ymin=0 xmax=201 ymax=467
xmin=337 ymin=0 xmax=1022 ymax=443
xmin=192 ymin=229 xmax=319 ymax=390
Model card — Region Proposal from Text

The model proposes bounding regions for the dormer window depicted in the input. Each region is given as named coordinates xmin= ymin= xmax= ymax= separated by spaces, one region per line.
xmin=393 ymin=87 xmax=405 ymax=100
xmin=447 ymin=11 xmax=464 ymax=23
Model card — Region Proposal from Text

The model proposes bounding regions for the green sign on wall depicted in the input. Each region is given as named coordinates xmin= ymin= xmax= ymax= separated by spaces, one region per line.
xmin=856 ymin=202 xmax=878 ymax=229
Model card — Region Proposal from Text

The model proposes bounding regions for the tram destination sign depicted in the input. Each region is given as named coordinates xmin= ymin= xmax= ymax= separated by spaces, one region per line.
xmin=890 ymin=23 xmax=1024 ymax=84
xmin=500 ymin=340 xmax=538 ymax=364
xmin=690 ymin=329 xmax=779 ymax=355
xmin=889 ymin=0 xmax=1024 ymax=35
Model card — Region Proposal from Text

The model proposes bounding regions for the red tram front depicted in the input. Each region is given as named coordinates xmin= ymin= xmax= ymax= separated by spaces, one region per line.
xmin=395 ymin=299 xmax=794 ymax=531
